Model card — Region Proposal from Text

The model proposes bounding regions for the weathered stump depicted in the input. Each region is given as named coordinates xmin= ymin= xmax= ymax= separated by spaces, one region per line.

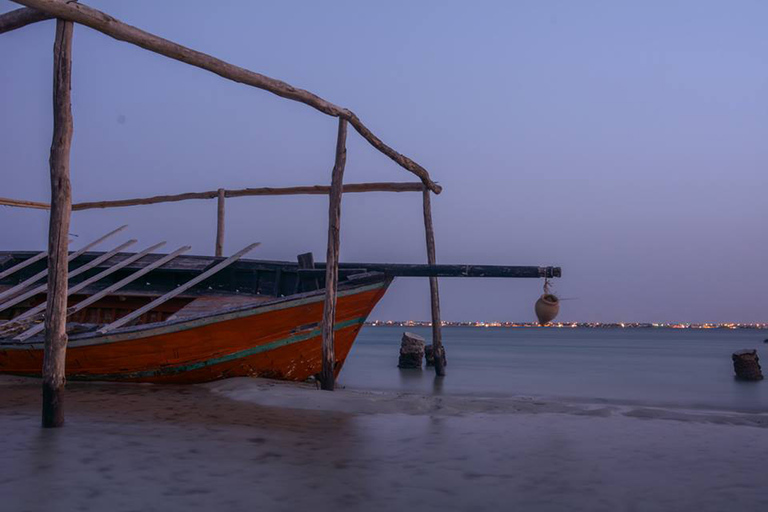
xmin=732 ymin=349 xmax=763 ymax=381
xmin=425 ymin=344 xmax=447 ymax=368
xmin=398 ymin=332 xmax=425 ymax=369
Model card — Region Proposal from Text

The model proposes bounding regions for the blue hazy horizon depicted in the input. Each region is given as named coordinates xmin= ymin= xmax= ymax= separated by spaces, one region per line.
xmin=1 ymin=1 xmax=766 ymax=323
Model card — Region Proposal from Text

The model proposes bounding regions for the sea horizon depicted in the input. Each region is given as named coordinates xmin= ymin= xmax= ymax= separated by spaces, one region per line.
xmin=367 ymin=320 xmax=768 ymax=329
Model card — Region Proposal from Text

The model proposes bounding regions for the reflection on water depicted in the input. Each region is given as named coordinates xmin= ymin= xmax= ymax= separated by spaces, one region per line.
xmin=2 ymin=377 xmax=767 ymax=511
xmin=397 ymin=368 xmax=426 ymax=386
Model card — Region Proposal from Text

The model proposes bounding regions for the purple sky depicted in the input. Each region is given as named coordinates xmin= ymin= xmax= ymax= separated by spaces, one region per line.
xmin=1 ymin=1 xmax=766 ymax=323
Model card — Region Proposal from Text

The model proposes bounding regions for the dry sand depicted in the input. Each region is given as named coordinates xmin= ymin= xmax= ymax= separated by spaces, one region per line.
xmin=1 ymin=375 xmax=767 ymax=512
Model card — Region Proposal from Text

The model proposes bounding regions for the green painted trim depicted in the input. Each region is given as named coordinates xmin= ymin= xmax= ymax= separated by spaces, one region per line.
xmin=73 ymin=316 xmax=367 ymax=381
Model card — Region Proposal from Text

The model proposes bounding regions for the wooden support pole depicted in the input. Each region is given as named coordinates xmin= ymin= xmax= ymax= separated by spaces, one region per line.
xmin=0 ymin=7 xmax=51 ymax=35
xmin=42 ymin=17 xmax=74 ymax=428
xmin=319 ymin=118 xmax=347 ymax=391
xmin=215 ymin=188 xmax=225 ymax=257
xmin=422 ymin=188 xmax=446 ymax=376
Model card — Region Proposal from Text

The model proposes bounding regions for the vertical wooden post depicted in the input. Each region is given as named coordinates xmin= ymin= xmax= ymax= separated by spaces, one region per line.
xmin=42 ymin=17 xmax=74 ymax=428
xmin=422 ymin=188 xmax=446 ymax=376
xmin=319 ymin=117 xmax=347 ymax=391
xmin=215 ymin=188 xmax=225 ymax=257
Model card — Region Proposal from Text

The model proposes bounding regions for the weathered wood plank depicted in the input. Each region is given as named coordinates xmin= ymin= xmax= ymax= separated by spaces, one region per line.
xmin=0 ymin=7 xmax=51 ymax=35
xmin=42 ymin=17 xmax=74 ymax=428
xmin=215 ymin=188 xmax=225 ymax=257
xmin=272 ymin=267 xmax=283 ymax=297
xmin=3 ymin=242 xmax=164 ymax=329
xmin=296 ymin=252 xmax=319 ymax=293
xmin=0 ymin=225 xmax=128 ymax=303
xmin=11 ymin=0 xmax=441 ymax=193
xmin=319 ymin=118 xmax=347 ymax=391
xmin=16 ymin=245 xmax=190 ymax=341
xmin=0 ymin=239 xmax=136 ymax=314
xmin=422 ymin=189 xmax=445 ymax=376
xmin=0 ymin=251 xmax=47 ymax=281
xmin=97 ymin=243 xmax=259 ymax=333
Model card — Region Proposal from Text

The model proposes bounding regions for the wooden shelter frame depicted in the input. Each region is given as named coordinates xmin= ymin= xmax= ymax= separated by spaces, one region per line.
xmin=0 ymin=1 xmax=446 ymax=427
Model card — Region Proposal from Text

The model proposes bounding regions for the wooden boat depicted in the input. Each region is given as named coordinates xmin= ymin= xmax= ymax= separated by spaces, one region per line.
xmin=0 ymin=247 xmax=393 ymax=383
xmin=0 ymin=244 xmax=559 ymax=384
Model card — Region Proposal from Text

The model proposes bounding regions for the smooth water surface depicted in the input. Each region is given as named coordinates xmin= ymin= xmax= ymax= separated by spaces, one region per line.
xmin=340 ymin=327 xmax=768 ymax=411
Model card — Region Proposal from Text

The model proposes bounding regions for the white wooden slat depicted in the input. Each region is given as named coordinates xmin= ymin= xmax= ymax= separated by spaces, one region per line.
xmin=0 ymin=251 xmax=47 ymax=281
xmin=0 ymin=239 xmax=137 ymax=314
xmin=6 ymin=241 xmax=166 ymax=328
xmin=15 ymin=245 xmax=190 ymax=341
xmin=0 ymin=225 xmax=128 ymax=303
xmin=97 ymin=242 xmax=259 ymax=334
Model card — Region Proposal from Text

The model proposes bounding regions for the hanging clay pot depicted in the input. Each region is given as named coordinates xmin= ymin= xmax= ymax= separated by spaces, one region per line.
xmin=535 ymin=294 xmax=560 ymax=325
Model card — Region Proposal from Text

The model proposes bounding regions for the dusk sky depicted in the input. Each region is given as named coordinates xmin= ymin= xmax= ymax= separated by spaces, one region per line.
xmin=1 ymin=0 xmax=766 ymax=323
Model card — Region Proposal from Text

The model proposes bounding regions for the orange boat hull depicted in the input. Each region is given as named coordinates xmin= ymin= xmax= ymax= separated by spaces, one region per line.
xmin=0 ymin=279 xmax=390 ymax=384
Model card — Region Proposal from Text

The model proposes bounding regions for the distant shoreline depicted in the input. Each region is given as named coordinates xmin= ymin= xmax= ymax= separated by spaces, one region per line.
xmin=366 ymin=321 xmax=768 ymax=330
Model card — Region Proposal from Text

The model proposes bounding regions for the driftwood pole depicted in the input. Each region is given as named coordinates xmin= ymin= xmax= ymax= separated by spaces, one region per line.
xmin=42 ymin=17 xmax=74 ymax=428
xmin=0 ymin=7 xmax=52 ymax=34
xmin=319 ymin=118 xmax=348 ymax=391
xmin=422 ymin=188 xmax=446 ymax=376
xmin=215 ymin=188 xmax=225 ymax=257
xmin=11 ymin=0 xmax=441 ymax=194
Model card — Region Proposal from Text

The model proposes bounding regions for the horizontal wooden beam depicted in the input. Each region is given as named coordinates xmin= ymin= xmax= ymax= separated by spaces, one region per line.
xmin=10 ymin=0 xmax=441 ymax=194
xmin=225 ymin=182 xmax=424 ymax=198
xmin=0 ymin=183 xmax=425 ymax=211
xmin=0 ymin=7 xmax=51 ymax=35
xmin=318 ymin=263 xmax=562 ymax=279
xmin=0 ymin=197 xmax=50 ymax=209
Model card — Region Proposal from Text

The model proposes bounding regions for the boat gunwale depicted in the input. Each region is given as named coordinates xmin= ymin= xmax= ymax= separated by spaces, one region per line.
xmin=1 ymin=274 xmax=391 ymax=350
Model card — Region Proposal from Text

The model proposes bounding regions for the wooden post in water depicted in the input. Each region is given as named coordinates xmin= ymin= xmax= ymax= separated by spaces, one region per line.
xmin=215 ymin=188 xmax=225 ymax=257
xmin=42 ymin=17 xmax=74 ymax=428
xmin=319 ymin=118 xmax=348 ymax=391
xmin=422 ymin=188 xmax=446 ymax=376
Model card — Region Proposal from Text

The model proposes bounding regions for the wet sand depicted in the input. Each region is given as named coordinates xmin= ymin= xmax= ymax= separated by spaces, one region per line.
xmin=2 ymin=376 xmax=767 ymax=512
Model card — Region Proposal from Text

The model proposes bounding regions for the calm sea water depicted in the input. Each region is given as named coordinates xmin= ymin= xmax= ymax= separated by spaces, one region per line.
xmin=340 ymin=326 xmax=768 ymax=412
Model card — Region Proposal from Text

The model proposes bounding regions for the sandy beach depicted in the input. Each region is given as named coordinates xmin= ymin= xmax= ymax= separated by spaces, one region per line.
xmin=2 ymin=375 xmax=766 ymax=512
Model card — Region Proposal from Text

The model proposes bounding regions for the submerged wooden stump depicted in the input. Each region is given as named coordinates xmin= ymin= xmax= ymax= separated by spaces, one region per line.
xmin=732 ymin=350 xmax=763 ymax=381
xmin=425 ymin=344 xmax=447 ymax=368
xmin=398 ymin=332 xmax=425 ymax=369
